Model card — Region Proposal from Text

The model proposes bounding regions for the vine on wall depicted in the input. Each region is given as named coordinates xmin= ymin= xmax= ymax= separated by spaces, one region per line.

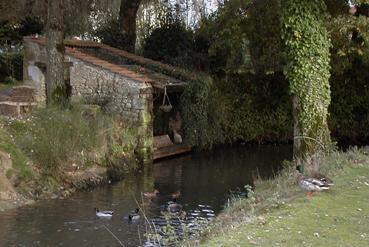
xmin=180 ymin=75 xmax=225 ymax=150
xmin=281 ymin=0 xmax=332 ymax=168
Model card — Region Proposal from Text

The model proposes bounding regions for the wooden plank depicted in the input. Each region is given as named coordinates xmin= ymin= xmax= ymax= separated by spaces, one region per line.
xmin=153 ymin=144 xmax=192 ymax=160
xmin=154 ymin=135 xmax=173 ymax=149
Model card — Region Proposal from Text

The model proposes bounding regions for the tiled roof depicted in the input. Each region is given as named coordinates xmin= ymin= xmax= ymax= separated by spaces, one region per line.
xmin=23 ymin=36 xmax=191 ymax=87
xmin=24 ymin=36 xmax=154 ymax=83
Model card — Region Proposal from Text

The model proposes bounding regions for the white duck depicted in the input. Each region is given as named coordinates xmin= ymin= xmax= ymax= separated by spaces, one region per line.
xmin=94 ymin=208 xmax=114 ymax=218
xmin=167 ymin=198 xmax=183 ymax=213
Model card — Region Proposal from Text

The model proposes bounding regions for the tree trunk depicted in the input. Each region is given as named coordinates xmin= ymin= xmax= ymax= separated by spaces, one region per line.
xmin=119 ymin=0 xmax=142 ymax=53
xmin=292 ymin=95 xmax=303 ymax=172
xmin=46 ymin=0 xmax=66 ymax=105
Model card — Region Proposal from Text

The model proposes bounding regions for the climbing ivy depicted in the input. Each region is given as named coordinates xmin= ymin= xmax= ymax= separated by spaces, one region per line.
xmin=281 ymin=0 xmax=332 ymax=166
xmin=180 ymin=75 xmax=225 ymax=150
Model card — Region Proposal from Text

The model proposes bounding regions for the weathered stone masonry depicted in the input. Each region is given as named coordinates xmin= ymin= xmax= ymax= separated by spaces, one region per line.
xmin=23 ymin=37 xmax=154 ymax=163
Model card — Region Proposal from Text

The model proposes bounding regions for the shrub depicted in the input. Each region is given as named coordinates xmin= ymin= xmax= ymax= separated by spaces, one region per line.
xmin=222 ymin=72 xmax=292 ymax=143
xmin=94 ymin=19 xmax=131 ymax=51
xmin=0 ymin=48 xmax=23 ymax=82
xmin=142 ymin=22 xmax=194 ymax=67
xmin=327 ymin=14 xmax=369 ymax=145
xmin=180 ymin=75 xmax=225 ymax=149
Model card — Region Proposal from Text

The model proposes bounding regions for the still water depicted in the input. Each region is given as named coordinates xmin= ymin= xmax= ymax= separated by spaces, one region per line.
xmin=0 ymin=145 xmax=291 ymax=246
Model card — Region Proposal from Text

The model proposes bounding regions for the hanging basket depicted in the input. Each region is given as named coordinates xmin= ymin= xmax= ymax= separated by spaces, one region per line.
xmin=159 ymin=104 xmax=173 ymax=112
xmin=159 ymin=86 xmax=173 ymax=112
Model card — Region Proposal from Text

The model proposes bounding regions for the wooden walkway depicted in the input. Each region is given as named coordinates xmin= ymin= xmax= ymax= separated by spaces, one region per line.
xmin=153 ymin=135 xmax=191 ymax=160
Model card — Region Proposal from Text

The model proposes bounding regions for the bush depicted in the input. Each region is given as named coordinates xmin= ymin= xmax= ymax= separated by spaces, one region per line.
xmin=328 ymin=14 xmax=369 ymax=145
xmin=180 ymin=75 xmax=225 ymax=149
xmin=0 ymin=17 xmax=42 ymax=81
xmin=219 ymin=72 xmax=292 ymax=143
xmin=94 ymin=19 xmax=131 ymax=51
xmin=142 ymin=22 xmax=194 ymax=67
xmin=0 ymin=48 xmax=23 ymax=82
xmin=192 ymin=1 xmax=251 ymax=76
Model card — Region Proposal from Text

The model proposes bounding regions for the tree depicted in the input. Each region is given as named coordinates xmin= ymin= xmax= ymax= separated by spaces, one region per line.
xmin=0 ymin=0 xmax=67 ymax=105
xmin=281 ymin=0 xmax=332 ymax=172
xmin=248 ymin=0 xmax=284 ymax=74
xmin=119 ymin=0 xmax=142 ymax=52
xmin=46 ymin=0 xmax=66 ymax=105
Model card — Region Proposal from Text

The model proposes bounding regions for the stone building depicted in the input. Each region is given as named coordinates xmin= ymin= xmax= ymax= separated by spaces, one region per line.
xmin=23 ymin=36 xmax=191 ymax=163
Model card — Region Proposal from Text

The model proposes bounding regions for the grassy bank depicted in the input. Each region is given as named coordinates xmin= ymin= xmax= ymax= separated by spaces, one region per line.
xmin=196 ymin=148 xmax=369 ymax=246
xmin=0 ymin=104 xmax=140 ymax=207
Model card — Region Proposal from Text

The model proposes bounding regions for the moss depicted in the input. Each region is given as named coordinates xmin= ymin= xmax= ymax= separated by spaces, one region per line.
xmin=135 ymin=146 xmax=152 ymax=165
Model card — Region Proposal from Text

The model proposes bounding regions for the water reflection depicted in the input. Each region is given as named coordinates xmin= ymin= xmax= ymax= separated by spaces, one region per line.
xmin=0 ymin=145 xmax=291 ymax=246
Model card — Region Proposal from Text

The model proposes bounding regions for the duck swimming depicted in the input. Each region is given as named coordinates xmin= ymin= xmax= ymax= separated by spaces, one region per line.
xmin=144 ymin=189 xmax=159 ymax=199
xmin=167 ymin=198 xmax=183 ymax=213
xmin=94 ymin=208 xmax=114 ymax=218
xmin=296 ymin=172 xmax=332 ymax=197
xmin=128 ymin=208 xmax=140 ymax=221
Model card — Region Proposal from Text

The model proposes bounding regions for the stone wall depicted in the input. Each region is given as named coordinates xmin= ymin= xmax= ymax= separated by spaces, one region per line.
xmin=23 ymin=38 xmax=154 ymax=163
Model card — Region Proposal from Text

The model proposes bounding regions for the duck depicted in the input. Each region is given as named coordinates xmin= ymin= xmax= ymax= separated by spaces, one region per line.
xmin=171 ymin=190 xmax=181 ymax=199
xmin=173 ymin=131 xmax=182 ymax=144
xmin=167 ymin=198 xmax=183 ymax=213
xmin=94 ymin=208 xmax=113 ymax=218
xmin=296 ymin=172 xmax=332 ymax=197
xmin=143 ymin=189 xmax=159 ymax=199
xmin=311 ymin=171 xmax=334 ymax=186
xmin=128 ymin=208 xmax=140 ymax=221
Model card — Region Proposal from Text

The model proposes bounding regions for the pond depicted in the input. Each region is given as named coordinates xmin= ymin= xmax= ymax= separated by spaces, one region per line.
xmin=0 ymin=145 xmax=291 ymax=246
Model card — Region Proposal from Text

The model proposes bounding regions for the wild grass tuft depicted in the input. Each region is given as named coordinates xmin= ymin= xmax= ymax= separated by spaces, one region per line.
xmin=5 ymin=105 xmax=110 ymax=176
xmin=0 ymin=125 xmax=33 ymax=180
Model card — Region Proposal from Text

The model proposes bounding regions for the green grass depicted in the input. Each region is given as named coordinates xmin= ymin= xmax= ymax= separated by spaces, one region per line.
xmin=0 ymin=124 xmax=33 ymax=180
xmin=4 ymin=105 xmax=110 ymax=175
xmin=2 ymin=104 xmax=140 ymax=180
xmin=198 ymin=150 xmax=369 ymax=247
